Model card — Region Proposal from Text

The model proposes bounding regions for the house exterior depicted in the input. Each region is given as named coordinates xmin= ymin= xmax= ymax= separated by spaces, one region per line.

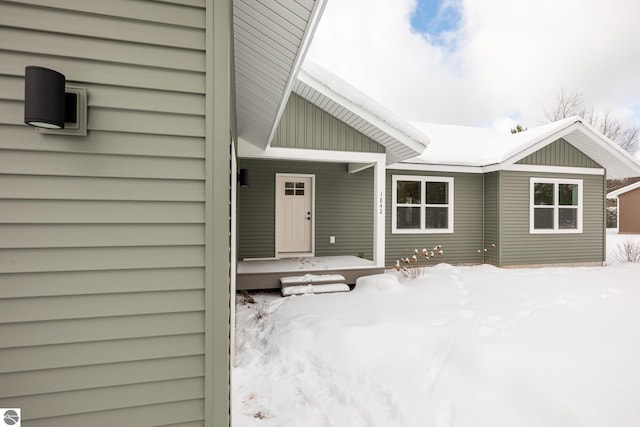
xmin=390 ymin=118 xmax=640 ymax=267
xmin=236 ymin=62 xmax=430 ymax=290
xmin=0 ymin=0 xmax=327 ymax=425
xmin=237 ymin=65 xmax=640 ymax=283
xmin=607 ymin=181 xmax=640 ymax=233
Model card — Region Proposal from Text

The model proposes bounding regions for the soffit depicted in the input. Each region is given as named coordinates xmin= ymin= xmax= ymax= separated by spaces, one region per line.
xmin=561 ymin=127 xmax=640 ymax=179
xmin=232 ymin=0 xmax=325 ymax=149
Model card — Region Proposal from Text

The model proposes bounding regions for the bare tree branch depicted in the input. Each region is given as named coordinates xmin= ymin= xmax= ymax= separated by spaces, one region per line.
xmin=543 ymin=89 xmax=639 ymax=155
xmin=543 ymin=87 xmax=586 ymax=121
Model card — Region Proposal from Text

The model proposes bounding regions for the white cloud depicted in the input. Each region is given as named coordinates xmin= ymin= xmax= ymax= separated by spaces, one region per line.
xmin=306 ymin=0 xmax=640 ymax=129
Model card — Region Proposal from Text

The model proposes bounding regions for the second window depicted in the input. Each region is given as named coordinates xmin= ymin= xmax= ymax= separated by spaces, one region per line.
xmin=392 ymin=175 xmax=454 ymax=233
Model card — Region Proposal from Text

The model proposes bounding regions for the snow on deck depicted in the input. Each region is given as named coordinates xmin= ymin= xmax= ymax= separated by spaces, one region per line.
xmin=237 ymin=255 xmax=376 ymax=275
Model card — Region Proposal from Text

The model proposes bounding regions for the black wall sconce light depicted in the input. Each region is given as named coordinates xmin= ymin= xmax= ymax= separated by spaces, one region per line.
xmin=238 ymin=168 xmax=250 ymax=188
xmin=24 ymin=66 xmax=87 ymax=136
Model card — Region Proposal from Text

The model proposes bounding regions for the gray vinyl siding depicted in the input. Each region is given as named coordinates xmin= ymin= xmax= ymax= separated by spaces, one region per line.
xmin=0 ymin=1 xmax=222 ymax=425
xmin=498 ymin=171 xmax=605 ymax=266
xmin=271 ymin=93 xmax=386 ymax=153
xmin=385 ymin=170 xmax=484 ymax=267
xmin=483 ymin=172 xmax=499 ymax=265
xmin=238 ymin=159 xmax=374 ymax=260
xmin=517 ymin=138 xmax=602 ymax=168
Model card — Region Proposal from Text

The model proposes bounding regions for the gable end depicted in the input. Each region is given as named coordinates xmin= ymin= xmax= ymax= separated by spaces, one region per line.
xmin=271 ymin=93 xmax=385 ymax=153
xmin=517 ymin=138 xmax=601 ymax=168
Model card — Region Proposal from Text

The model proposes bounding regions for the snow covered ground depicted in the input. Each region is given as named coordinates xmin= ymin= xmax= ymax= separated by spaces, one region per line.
xmin=233 ymin=230 xmax=640 ymax=427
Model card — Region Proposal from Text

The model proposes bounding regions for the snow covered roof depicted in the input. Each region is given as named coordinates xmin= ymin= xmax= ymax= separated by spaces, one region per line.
xmin=293 ymin=62 xmax=429 ymax=164
xmin=400 ymin=117 xmax=640 ymax=179
xmin=607 ymin=180 xmax=640 ymax=198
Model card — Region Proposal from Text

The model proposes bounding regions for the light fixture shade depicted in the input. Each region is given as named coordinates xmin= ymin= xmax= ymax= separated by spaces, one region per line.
xmin=239 ymin=168 xmax=250 ymax=187
xmin=24 ymin=66 xmax=66 ymax=129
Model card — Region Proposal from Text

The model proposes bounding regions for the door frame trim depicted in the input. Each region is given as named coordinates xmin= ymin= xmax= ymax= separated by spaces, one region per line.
xmin=275 ymin=173 xmax=316 ymax=257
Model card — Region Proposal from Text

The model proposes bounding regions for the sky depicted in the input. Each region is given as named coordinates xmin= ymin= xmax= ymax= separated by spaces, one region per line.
xmin=306 ymin=0 xmax=640 ymax=133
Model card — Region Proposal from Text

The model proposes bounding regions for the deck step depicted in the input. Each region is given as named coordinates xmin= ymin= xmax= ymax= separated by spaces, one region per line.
xmin=280 ymin=273 xmax=346 ymax=288
xmin=281 ymin=283 xmax=350 ymax=297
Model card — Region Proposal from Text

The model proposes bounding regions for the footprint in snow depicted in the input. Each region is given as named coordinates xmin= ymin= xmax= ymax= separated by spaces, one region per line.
xmin=518 ymin=309 xmax=533 ymax=318
xmin=431 ymin=318 xmax=451 ymax=327
xmin=485 ymin=314 xmax=503 ymax=323
xmin=457 ymin=309 xmax=476 ymax=318
xmin=436 ymin=399 xmax=455 ymax=427
xmin=477 ymin=326 xmax=497 ymax=337
xmin=456 ymin=298 xmax=469 ymax=306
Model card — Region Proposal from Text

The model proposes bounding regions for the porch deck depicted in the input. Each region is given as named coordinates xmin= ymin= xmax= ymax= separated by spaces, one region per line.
xmin=236 ymin=256 xmax=384 ymax=290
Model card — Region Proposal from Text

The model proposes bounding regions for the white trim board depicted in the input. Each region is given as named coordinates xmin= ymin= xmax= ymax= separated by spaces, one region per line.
xmin=238 ymin=141 xmax=387 ymax=164
xmin=607 ymin=180 xmax=640 ymax=198
xmin=390 ymin=162 xmax=605 ymax=176
xmin=503 ymin=165 xmax=604 ymax=175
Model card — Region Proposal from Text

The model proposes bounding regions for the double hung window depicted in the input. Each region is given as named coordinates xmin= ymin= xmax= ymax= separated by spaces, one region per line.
xmin=530 ymin=178 xmax=582 ymax=233
xmin=392 ymin=175 xmax=454 ymax=233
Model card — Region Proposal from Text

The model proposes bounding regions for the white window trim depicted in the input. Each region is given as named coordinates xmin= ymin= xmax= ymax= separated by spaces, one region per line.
xmin=392 ymin=175 xmax=454 ymax=234
xmin=529 ymin=177 xmax=583 ymax=234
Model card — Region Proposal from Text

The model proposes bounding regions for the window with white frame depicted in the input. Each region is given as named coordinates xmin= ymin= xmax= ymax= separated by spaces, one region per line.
xmin=530 ymin=178 xmax=583 ymax=233
xmin=392 ymin=175 xmax=454 ymax=233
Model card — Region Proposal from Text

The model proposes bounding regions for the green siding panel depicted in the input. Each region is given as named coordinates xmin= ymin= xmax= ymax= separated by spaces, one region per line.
xmin=385 ymin=170 xmax=484 ymax=267
xmin=498 ymin=171 xmax=605 ymax=266
xmin=238 ymin=159 xmax=374 ymax=260
xmin=272 ymin=93 xmax=385 ymax=153
xmin=517 ymin=138 xmax=602 ymax=168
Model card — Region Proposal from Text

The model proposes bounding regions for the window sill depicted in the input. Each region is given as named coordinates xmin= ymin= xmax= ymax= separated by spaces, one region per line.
xmin=392 ymin=229 xmax=454 ymax=234
xmin=529 ymin=229 xmax=583 ymax=234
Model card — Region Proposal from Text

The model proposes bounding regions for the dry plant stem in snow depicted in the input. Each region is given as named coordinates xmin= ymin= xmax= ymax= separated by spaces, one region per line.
xmin=395 ymin=246 xmax=444 ymax=280
xmin=615 ymin=239 xmax=640 ymax=263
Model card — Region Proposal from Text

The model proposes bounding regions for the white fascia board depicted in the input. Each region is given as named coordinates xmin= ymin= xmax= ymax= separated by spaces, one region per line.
xmin=239 ymin=142 xmax=387 ymax=164
xmin=503 ymin=164 xmax=605 ymax=175
xmin=607 ymin=180 xmax=640 ymax=198
xmin=389 ymin=162 xmax=483 ymax=174
xmin=265 ymin=0 xmax=328 ymax=147
xmin=297 ymin=69 xmax=428 ymax=158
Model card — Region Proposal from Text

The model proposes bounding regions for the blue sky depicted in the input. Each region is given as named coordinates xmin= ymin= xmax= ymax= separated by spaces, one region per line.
xmin=409 ymin=0 xmax=461 ymax=42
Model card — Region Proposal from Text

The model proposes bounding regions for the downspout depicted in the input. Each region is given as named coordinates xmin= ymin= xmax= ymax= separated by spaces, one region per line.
xmin=482 ymin=173 xmax=485 ymax=264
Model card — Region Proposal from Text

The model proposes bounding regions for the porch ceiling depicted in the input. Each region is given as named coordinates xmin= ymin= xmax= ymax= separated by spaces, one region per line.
xmin=232 ymin=0 xmax=326 ymax=150
xmin=293 ymin=62 xmax=429 ymax=164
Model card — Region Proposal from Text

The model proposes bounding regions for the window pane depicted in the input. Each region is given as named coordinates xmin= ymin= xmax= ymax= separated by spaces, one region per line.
xmin=425 ymin=207 xmax=448 ymax=229
xmin=285 ymin=189 xmax=294 ymax=196
xmin=295 ymin=182 xmax=305 ymax=196
xmin=534 ymin=183 xmax=554 ymax=205
xmin=534 ymin=207 xmax=554 ymax=229
xmin=559 ymin=208 xmax=578 ymax=229
xmin=397 ymin=181 xmax=421 ymax=204
xmin=558 ymin=184 xmax=578 ymax=206
xmin=397 ymin=207 xmax=421 ymax=229
xmin=426 ymin=182 xmax=448 ymax=204
xmin=285 ymin=181 xmax=294 ymax=189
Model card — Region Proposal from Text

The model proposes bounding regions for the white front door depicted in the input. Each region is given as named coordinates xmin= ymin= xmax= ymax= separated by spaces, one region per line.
xmin=276 ymin=174 xmax=313 ymax=256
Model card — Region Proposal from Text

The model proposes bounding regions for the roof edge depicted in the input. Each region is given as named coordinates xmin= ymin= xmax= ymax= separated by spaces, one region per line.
xmin=607 ymin=180 xmax=640 ymax=198
xmin=297 ymin=62 xmax=429 ymax=159
xmin=265 ymin=0 xmax=328 ymax=147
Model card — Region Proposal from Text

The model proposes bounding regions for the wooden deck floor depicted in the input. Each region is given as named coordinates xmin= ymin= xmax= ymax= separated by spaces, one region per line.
xmin=236 ymin=256 xmax=384 ymax=290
